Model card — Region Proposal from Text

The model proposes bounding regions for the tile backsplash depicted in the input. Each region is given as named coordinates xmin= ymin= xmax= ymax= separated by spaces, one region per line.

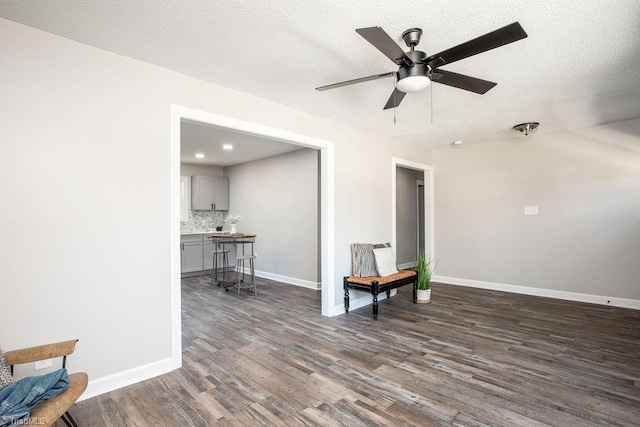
xmin=181 ymin=210 xmax=225 ymax=232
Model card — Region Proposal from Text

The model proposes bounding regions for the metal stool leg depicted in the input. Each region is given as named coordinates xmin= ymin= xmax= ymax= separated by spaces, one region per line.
xmin=251 ymin=256 xmax=256 ymax=296
xmin=236 ymin=257 xmax=242 ymax=298
xmin=211 ymin=250 xmax=217 ymax=286
xmin=223 ymin=250 xmax=229 ymax=284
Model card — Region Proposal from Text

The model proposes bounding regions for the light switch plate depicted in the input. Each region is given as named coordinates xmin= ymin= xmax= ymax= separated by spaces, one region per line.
xmin=524 ymin=205 xmax=539 ymax=215
xmin=34 ymin=359 xmax=53 ymax=370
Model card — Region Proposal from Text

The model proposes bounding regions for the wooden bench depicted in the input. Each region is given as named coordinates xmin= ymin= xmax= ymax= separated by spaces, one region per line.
xmin=343 ymin=270 xmax=418 ymax=319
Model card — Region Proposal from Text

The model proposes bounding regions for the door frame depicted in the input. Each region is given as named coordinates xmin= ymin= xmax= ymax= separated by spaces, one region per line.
xmin=416 ymin=179 xmax=425 ymax=260
xmin=170 ymin=105 xmax=335 ymax=369
xmin=391 ymin=157 xmax=434 ymax=266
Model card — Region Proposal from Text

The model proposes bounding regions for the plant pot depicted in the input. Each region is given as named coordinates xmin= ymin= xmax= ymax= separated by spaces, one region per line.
xmin=417 ymin=289 xmax=431 ymax=304
xmin=230 ymin=224 xmax=237 ymax=234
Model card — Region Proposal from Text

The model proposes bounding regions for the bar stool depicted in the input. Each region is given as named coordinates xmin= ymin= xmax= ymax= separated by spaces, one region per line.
xmin=210 ymin=248 xmax=230 ymax=286
xmin=234 ymin=254 xmax=256 ymax=297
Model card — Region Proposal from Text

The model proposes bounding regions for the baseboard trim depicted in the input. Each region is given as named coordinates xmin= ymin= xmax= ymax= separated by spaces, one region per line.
xmin=249 ymin=268 xmax=321 ymax=290
xmin=79 ymin=357 xmax=173 ymax=401
xmin=433 ymin=275 xmax=640 ymax=310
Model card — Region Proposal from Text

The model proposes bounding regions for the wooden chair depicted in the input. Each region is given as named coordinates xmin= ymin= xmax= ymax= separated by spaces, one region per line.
xmin=4 ymin=339 xmax=88 ymax=427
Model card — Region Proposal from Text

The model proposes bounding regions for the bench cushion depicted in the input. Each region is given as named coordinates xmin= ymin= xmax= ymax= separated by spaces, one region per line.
xmin=346 ymin=269 xmax=416 ymax=286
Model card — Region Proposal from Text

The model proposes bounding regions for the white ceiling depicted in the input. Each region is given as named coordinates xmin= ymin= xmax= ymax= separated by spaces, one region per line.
xmin=181 ymin=119 xmax=303 ymax=167
xmin=2 ymin=1 xmax=640 ymax=148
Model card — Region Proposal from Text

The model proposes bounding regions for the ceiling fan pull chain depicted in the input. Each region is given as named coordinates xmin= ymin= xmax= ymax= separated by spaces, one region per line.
xmin=429 ymin=66 xmax=434 ymax=125
xmin=393 ymin=74 xmax=397 ymax=124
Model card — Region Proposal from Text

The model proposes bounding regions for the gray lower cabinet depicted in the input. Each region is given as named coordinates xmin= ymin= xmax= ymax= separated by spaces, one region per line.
xmin=182 ymin=233 xmax=236 ymax=276
xmin=203 ymin=235 xmax=216 ymax=270
xmin=181 ymin=235 xmax=204 ymax=273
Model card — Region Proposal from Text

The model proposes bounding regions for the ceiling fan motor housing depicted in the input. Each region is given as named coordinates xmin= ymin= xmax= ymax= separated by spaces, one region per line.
xmin=402 ymin=28 xmax=423 ymax=48
xmin=396 ymin=50 xmax=431 ymax=93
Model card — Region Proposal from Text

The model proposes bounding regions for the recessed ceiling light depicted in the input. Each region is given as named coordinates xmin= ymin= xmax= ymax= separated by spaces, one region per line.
xmin=222 ymin=144 xmax=233 ymax=150
xmin=452 ymin=140 xmax=463 ymax=146
xmin=195 ymin=153 xmax=205 ymax=158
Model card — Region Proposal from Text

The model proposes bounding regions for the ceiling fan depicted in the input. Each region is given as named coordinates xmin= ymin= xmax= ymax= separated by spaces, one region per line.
xmin=316 ymin=22 xmax=528 ymax=110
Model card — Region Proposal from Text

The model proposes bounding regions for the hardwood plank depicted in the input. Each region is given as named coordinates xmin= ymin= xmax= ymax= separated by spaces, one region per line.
xmin=65 ymin=276 xmax=640 ymax=426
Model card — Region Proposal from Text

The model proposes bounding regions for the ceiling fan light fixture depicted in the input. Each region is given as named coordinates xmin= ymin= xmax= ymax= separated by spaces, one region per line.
xmin=513 ymin=122 xmax=540 ymax=136
xmin=396 ymin=75 xmax=431 ymax=93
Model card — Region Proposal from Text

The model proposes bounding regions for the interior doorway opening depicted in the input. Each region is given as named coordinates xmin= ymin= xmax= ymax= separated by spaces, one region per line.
xmin=391 ymin=158 xmax=433 ymax=270
xmin=170 ymin=105 xmax=335 ymax=369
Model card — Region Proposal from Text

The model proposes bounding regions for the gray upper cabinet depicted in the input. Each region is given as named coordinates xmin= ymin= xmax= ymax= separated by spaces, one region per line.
xmin=191 ymin=176 xmax=213 ymax=210
xmin=191 ymin=176 xmax=228 ymax=211
xmin=213 ymin=177 xmax=229 ymax=211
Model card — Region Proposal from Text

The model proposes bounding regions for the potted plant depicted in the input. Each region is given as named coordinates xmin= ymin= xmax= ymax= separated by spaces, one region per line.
xmin=225 ymin=213 xmax=242 ymax=234
xmin=416 ymin=251 xmax=434 ymax=303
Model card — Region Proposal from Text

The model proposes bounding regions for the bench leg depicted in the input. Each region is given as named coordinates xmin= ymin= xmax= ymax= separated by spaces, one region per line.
xmin=372 ymin=280 xmax=379 ymax=320
xmin=343 ymin=277 xmax=350 ymax=313
xmin=386 ymin=289 xmax=391 ymax=299
xmin=372 ymin=293 xmax=378 ymax=319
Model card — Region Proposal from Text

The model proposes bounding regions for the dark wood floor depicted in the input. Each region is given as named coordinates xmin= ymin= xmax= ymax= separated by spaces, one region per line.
xmin=68 ymin=275 xmax=640 ymax=426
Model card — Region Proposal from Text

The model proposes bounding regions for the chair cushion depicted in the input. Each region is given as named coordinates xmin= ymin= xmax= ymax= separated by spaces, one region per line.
xmin=373 ymin=247 xmax=398 ymax=277
xmin=29 ymin=372 xmax=88 ymax=425
xmin=0 ymin=348 xmax=13 ymax=389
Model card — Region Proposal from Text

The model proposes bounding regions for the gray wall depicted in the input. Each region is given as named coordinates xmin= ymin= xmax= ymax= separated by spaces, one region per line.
xmin=432 ymin=118 xmax=640 ymax=299
xmin=180 ymin=163 xmax=224 ymax=177
xmin=396 ymin=166 xmax=424 ymax=266
xmin=0 ymin=18 xmax=430 ymax=397
xmin=224 ymin=149 xmax=319 ymax=283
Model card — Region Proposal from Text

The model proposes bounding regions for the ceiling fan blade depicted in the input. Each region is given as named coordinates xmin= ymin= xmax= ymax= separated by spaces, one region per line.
xmin=426 ymin=22 xmax=527 ymax=68
xmin=383 ymin=88 xmax=407 ymax=110
xmin=432 ymin=70 xmax=497 ymax=94
xmin=315 ymin=72 xmax=396 ymax=91
xmin=356 ymin=27 xmax=414 ymax=66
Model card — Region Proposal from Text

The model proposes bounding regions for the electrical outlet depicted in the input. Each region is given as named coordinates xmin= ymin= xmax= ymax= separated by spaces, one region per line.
xmin=524 ymin=205 xmax=539 ymax=215
xmin=34 ymin=359 xmax=53 ymax=370
xmin=254 ymin=252 xmax=258 ymax=257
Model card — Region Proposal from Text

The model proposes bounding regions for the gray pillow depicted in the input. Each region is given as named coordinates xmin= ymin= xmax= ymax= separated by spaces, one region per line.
xmin=0 ymin=348 xmax=14 ymax=389
xmin=373 ymin=247 xmax=399 ymax=277
xmin=351 ymin=243 xmax=377 ymax=277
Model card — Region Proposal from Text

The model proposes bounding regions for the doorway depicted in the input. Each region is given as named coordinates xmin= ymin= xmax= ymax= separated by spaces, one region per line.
xmin=391 ymin=158 xmax=433 ymax=269
xmin=417 ymin=180 xmax=425 ymax=256
xmin=170 ymin=105 xmax=335 ymax=369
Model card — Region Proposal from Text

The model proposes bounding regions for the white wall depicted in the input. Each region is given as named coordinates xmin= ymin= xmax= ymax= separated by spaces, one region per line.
xmin=396 ymin=166 xmax=423 ymax=266
xmin=180 ymin=163 xmax=224 ymax=177
xmin=432 ymin=118 xmax=640 ymax=302
xmin=0 ymin=18 xmax=430 ymax=394
xmin=224 ymin=149 xmax=319 ymax=285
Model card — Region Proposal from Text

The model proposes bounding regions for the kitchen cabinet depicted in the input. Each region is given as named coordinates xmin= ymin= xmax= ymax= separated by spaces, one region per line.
xmin=182 ymin=233 xmax=237 ymax=276
xmin=181 ymin=235 xmax=204 ymax=273
xmin=191 ymin=176 xmax=229 ymax=211
xmin=203 ymin=234 xmax=216 ymax=270
xmin=191 ymin=176 xmax=213 ymax=211
xmin=213 ymin=177 xmax=229 ymax=211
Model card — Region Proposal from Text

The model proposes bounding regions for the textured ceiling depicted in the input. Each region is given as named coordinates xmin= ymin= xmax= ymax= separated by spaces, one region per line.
xmin=2 ymin=1 xmax=640 ymax=148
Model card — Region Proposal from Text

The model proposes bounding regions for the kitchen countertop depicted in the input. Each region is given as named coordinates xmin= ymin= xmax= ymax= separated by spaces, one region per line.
xmin=180 ymin=231 xmax=230 ymax=235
